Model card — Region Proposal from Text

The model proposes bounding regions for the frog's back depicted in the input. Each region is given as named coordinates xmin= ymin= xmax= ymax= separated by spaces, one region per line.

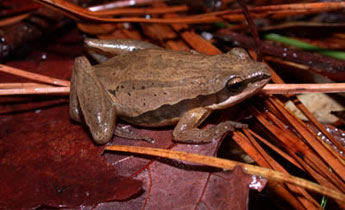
xmin=93 ymin=49 xmax=238 ymax=120
xmin=94 ymin=48 xmax=226 ymax=84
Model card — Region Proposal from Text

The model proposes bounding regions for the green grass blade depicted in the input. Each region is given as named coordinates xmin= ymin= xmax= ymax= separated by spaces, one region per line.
xmin=264 ymin=33 xmax=345 ymax=60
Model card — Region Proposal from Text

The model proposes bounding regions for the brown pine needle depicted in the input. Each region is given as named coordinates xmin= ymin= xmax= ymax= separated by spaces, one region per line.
xmin=263 ymin=83 xmax=345 ymax=94
xmin=0 ymin=13 xmax=31 ymax=27
xmin=247 ymin=129 xmax=304 ymax=171
xmin=37 ymin=0 xmax=221 ymax=24
xmin=90 ymin=5 xmax=188 ymax=17
xmin=88 ymin=0 xmax=153 ymax=11
xmin=0 ymin=64 xmax=70 ymax=87
xmin=0 ymin=86 xmax=70 ymax=95
xmin=37 ymin=0 xmax=345 ymax=24
xmin=196 ymin=2 xmax=345 ymax=18
xmin=0 ymin=82 xmax=53 ymax=89
xmin=105 ymin=145 xmax=345 ymax=203
xmin=1 ymin=83 xmax=344 ymax=95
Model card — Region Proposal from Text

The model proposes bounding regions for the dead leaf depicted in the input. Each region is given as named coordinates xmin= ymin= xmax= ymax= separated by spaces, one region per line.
xmin=98 ymin=126 xmax=261 ymax=210
xmin=0 ymin=105 xmax=142 ymax=209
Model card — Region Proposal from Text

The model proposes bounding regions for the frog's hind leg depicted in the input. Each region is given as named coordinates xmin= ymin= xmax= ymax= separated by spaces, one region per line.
xmin=69 ymin=67 xmax=83 ymax=123
xmin=72 ymin=56 xmax=117 ymax=144
xmin=84 ymin=38 xmax=162 ymax=62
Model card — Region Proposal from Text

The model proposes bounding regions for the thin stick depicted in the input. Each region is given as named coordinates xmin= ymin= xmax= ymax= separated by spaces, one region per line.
xmin=0 ymin=87 xmax=70 ymax=95
xmin=88 ymin=0 xmax=153 ymax=11
xmin=248 ymin=129 xmax=304 ymax=170
xmin=262 ymin=83 xmax=345 ymax=94
xmin=0 ymin=64 xmax=70 ymax=87
xmin=0 ymin=82 xmax=53 ymax=89
xmin=37 ymin=0 xmax=221 ymax=24
xmin=1 ymin=83 xmax=345 ymax=95
xmin=90 ymin=5 xmax=188 ymax=16
xmin=196 ymin=2 xmax=345 ymax=18
xmin=105 ymin=145 xmax=345 ymax=202
xmin=0 ymin=13 xmax=31 ymax=27
xmin=37 ymin=0 xmax=345 ymax=24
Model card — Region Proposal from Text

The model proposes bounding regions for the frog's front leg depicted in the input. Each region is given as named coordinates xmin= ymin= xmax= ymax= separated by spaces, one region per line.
xmin=173 ymin=107 xmax=247 ymax=143
xmin=71 ymin=56 xmax=117 ymax=144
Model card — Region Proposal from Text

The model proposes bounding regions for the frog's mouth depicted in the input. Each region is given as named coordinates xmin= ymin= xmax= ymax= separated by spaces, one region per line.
xmin=206 ymin=75 xmax=270 ymax=110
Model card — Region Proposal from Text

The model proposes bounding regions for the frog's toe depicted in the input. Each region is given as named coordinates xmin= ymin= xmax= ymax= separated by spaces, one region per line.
xmin=84 ymin=104 xmax=117 ymax=144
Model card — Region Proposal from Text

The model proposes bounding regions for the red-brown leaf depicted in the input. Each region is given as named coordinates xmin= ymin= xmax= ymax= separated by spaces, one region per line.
xmin=0 ymin=105 xmax=142 ymax=209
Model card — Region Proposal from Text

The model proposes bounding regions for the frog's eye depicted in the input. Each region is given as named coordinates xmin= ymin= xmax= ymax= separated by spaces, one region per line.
xmin=226 ymin=77 xmax=244 ymax=92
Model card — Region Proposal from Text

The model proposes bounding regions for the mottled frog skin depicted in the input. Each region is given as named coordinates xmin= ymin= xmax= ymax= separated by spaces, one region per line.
xmin=70 ymin=39 xmax=271 ymax=144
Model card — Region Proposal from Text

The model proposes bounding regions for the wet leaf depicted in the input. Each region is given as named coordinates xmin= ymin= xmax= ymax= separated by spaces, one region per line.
xmin=0 ymin=105 xmax=142 ymax=209
xmin=97 ymin=126 xmax=259 ymax=210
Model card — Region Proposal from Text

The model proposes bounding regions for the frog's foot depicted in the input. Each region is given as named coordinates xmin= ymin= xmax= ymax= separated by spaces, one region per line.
xmin=84 ymin=38 xmax=162 ymax=62
xmin=173 ymin=107 xmax=247 ymax=143
xmin=73 ymin=56 xmax=117 ymax=144
xmin=115 ymin=125 xmax=155 ymax=143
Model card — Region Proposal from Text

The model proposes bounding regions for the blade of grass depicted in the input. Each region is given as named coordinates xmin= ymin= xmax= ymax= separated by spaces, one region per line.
xmin=264 ymin=33 xmax=345 ymax=60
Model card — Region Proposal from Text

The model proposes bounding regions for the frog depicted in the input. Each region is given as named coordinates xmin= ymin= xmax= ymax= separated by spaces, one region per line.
xmin=69 ymin=38 xmax=271 ymax=144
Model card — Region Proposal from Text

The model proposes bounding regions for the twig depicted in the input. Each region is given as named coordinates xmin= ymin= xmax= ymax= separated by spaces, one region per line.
xmin=0 ymin=86 xmax=69 ymax=95
xmin=232 ymin=130 xmax=311 ymax=209
xmin=253 ymin=103 xmax=345 ymax=208
xmin=263 ymin=83 xmax=345 ymax=94
xmin=247 ymin=129 xmax=304 ymax=170
xmin=0 ymin=3 xmax=40 ymax=17
xmin=90 ymin=5 xmax=188 ymax=16
xmin=37 ymin=0 xmax=345 ymax=24
xmin=195 ymin=2 xmax=345 ymax=18
xmin=0 ymin=64 xmax=70 ymax=87
xmin=1 ymin=83 xmax=344 ymax=95
xmin=37 ymin=0 xmax=221 ymax=24
xmin=0 ymin=13 xmax=31 ymax=27
xmin=88 ymin=0 xmax=154 ymax=12
xmin=240 ymin=130 xmax=320 ymax=208
xmin=105 ymin=145 xmax=345 ymax=203
xmin=237 ymin=0 xmax=262 ymax=61
xmin=0 ymin=82 xmax=53 ymax=89
xmin=157 ymin=2 xmax=221 ymax=55
xmin=269 ymin=97 xmax=345 ymax=182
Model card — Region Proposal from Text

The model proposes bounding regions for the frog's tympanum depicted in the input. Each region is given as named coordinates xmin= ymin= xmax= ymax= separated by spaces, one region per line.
xmin=70 ymin=39 xmax=271 ymax=144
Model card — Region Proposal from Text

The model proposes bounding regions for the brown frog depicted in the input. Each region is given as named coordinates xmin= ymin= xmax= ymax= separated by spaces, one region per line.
xmin=70 ymin=39 xmax=271 ymax=144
